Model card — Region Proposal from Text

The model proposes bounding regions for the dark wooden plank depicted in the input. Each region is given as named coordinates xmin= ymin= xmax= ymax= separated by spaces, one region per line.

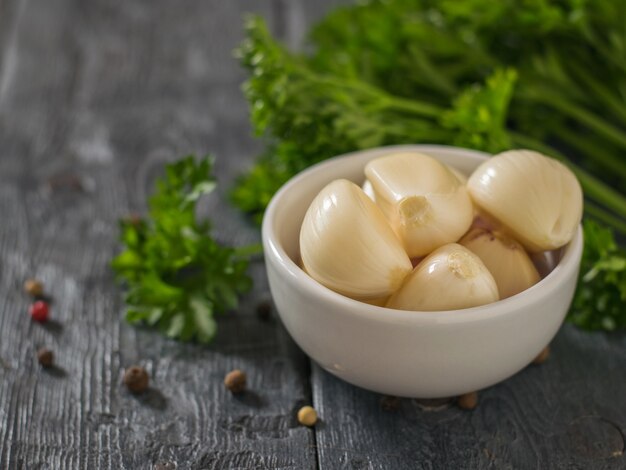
xmin=0 ymin=0 xmax=325 ymax=468
xmin=312 ymin=324 xmax=626 ymax=469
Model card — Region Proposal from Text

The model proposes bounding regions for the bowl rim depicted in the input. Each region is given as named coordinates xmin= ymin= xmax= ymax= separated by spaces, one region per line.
xmin=262 ymin=144 xmax=583 ymax=326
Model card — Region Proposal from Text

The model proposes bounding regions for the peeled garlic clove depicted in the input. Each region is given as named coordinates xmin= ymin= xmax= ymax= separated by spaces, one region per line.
xmin=467 ymin=150 xmax=583 ymax=252
xmin=387 ymin=243 xmax=499 ymax=311
xmin=362 ymin=163 xmax=465 ymax=199
xmin=364 ymin=152 xmax=473 ymax=257
xmin=460 ymin=228 xmax=540 ymax=299
xmin=300 ymin=179 xmax=412 ymax=300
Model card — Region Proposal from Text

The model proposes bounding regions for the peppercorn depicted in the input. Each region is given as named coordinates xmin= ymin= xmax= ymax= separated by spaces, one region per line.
xmin=256 ymin=300 xmax=272 ymax=321
xmin=24 ymin=279 xmax=44 ymax=297
xmin=37 ymin=347 xmax=54 ymax=367
xmin=125 ymin=213 xmax=143 ymax=226
xmin=533 ymin=346 xmax=550 ymax=365
xmin=224 ymin=369 xmax=247 ymax=393
xmin=380 ymin=396 xmax=400 ymax=411
xmin=457 ymin=391 xmax=478 ymax=410
xmin=123 ymin=366 xmax=149 ymax=394
xmin=297 ymin=406 xmax=318 ymax=426
xmin=29 ymin=301 xmax=49 ymax=323
xmin=46 ymin=173 xmax=84 ymax=192
xmin=153 ymin=463 xmax=176 ymax=470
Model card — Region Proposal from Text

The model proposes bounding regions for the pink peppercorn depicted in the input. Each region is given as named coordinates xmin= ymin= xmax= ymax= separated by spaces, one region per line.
xmin=29 ymin=301 xmax=49 ymax=323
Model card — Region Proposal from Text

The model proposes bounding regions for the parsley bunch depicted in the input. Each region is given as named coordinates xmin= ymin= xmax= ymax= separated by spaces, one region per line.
xmin=232 ymin=2 xmax=626 ymax=233
xmin=112 ymin=156 xmax=261 ymax=343
xmin=232 ymin=16 xmax=519 ymax=223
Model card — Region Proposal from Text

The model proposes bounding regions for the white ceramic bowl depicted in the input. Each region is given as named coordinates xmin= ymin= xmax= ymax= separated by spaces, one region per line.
xmin=262 ymin=145 xmax=583 ymax=398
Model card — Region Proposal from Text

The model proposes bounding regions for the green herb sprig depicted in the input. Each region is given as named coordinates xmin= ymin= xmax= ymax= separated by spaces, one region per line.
xmin=232 ymin=4 xmax=626 ymax=232
xmin=232 ymin=16 xmax=520 ymax=223
xmin=569 ymin=221 xmax=626 ymax=331
xmin=112 ymin=156 xmax=262 ymax=343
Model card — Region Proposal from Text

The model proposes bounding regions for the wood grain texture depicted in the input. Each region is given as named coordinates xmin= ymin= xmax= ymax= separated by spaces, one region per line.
xmin=312 ymin=325 xmax=626 ymax=469
xmin=0 ymin=0 xmax=338 ymax=468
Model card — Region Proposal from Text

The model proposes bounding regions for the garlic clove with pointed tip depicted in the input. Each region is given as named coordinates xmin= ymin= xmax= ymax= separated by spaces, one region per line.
xmin=467 ymin=149 xmax=583 ymax=252
xmin=364 ymin=152 xmax=474 ymax=258
xmin=460 ymin=228 xmax=540 ymax=299
xmin=300 ymin=179 xmax=413 ymax=300
xmin=387 ymin=243 xmax=499 ymax=311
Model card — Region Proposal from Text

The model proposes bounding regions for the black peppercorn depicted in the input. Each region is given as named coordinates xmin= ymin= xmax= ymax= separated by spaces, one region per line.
xmin=380 ymin=396 xmax=400 ymax=411
xmin=125 ymin=213 xmax=143 ymax=226
xmin=458 ymin=391 xmax=478 ymax=410
xmin=533 ymin=346 xmax=550 ymax=365
xmin=37 ymin=347 xmax=54 ymax=367
xmin=123 ymin=366 xmax=149 ymax=393
xmin=256 ymin=300 xmax=272 ymax=321
xmin=224 ymin=369 xmax=247 ymax=393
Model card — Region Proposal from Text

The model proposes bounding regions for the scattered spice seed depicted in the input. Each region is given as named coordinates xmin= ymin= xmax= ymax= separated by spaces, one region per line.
xmin=533 ymin=346 xmax=550 ymax=365
xmin=380 ymin=396 xmax=400 ymax=411
xmin=297 ymin=406 xmax=318 ymax=427
xmin=24 ymin=279 xmax=44 ymax=297
xmin=224 ymin=369 xmax=247 ymax=394
xmin=255 ymin=300 xmax=272 ymax=321
xmin=125 ymin=213 xmax=143 ymax=226
xmin=29 ymin=301 xmax=49 ymax=323
xmin=457 ymin=391 xmax=478 ymax=410
xmin=37 ymin=347 xmax=54 ymax=367
xmin=46 ymin=173 xmax=84 ymax=192
xmin=153 ymin=463 xmax=176 ymax=470
xmin=123 ymin=366 xmax=149 ymax=394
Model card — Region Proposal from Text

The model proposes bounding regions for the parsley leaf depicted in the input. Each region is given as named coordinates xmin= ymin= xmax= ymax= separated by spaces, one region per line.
xmin=569 ymin=220 xmax=626 ymax=331
xmin=441 ymin=68 xmax=517 ymax=152
xmin=112 ymin=156 xmax=260 ymax=343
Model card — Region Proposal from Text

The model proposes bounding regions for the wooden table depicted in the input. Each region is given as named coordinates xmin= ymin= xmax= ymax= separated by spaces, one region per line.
xmin=0 ymin=1 xmax=624 ymax=468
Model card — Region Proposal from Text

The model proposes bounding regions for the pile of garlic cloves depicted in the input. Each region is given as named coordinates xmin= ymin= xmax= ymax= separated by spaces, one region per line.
xmin=299 ymin=150 xmax=583 ymax=311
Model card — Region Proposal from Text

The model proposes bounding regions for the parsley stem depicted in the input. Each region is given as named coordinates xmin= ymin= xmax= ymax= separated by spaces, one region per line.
xmin=305 ymin=73 xmax=443 ymax=118
xmin=383 ymin=95 xmax=444 ymax=118
xmin=566 ymin=61 xmax=626 ymax=125
xmin=522 ymin=89 xmax=626 ymax=150
xmin=552 ymin=127 xmax=626 ymax=180
xmin=585 ymin=202 xmax=626 ymax=235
